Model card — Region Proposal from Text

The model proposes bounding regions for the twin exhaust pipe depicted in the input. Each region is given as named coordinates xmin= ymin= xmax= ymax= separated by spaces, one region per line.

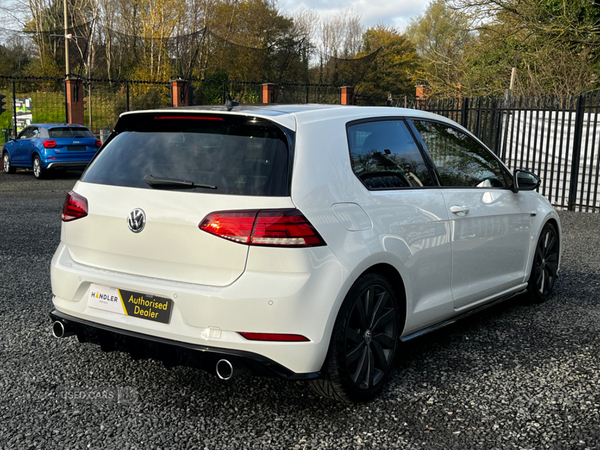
xmin=53 ymin=320 xmax=237 ymax=381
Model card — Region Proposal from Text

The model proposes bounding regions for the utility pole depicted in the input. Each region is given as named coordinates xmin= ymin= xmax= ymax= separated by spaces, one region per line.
xmin=504 ymin=67 xmax=517 ymax=102
xmin=509 ymin=67 xmax=517 ymax=92
xmin=51 ymin=0 xmax=85 ymax=124
xmin=64 ymin=0 xmax=69 ymax=77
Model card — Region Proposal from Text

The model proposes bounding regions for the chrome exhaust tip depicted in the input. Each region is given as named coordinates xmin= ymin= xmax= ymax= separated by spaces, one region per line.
xmin=52 ymin=320 xmax=75 ymax=338
xmin=216 ymin=359 xmax=234 ymax=380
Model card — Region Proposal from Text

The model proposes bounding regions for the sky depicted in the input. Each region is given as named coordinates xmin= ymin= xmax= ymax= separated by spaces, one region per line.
xmin=277 ymin=0 xmax=430 ymax=31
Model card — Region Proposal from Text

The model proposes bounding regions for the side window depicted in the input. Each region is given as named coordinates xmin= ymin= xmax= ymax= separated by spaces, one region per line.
xmin=18 ymin=127 xmax=32 ymax=139
xmin=348 ymin=120 xmax=434 ymax=189
xmin=413 ymin=120 xmax=507 ymax=188
xmin=30 ymin=127 xmax=40 ymax=138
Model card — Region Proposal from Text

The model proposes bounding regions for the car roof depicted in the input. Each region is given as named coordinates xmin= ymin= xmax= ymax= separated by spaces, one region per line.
xmin=30 ymin=123 xmax=89 ymax=129
xmin=119 ymin=104 xmax=451 ymax=132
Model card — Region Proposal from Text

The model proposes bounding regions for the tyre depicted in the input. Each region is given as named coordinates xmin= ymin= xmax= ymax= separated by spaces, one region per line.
xmin=527 ymin=222 xmax=559 ymax=303
xmin=32 ymin=155 xmax=46 ymax=179
xmin=3 ymin=152 xmax=15 ymax=174
xmin=311 ymin=273 xmax=401 ymax=403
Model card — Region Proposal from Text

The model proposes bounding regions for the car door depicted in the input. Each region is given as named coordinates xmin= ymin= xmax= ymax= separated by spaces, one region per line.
xmin=12 ymin=127 xmax=34 ymax=164
xmin=410 ymin=119 xmax=531 ymax=310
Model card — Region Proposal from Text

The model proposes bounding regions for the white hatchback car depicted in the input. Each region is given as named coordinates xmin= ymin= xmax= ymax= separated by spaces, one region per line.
xmin=50 ymin=105 xmax=561 ymax=402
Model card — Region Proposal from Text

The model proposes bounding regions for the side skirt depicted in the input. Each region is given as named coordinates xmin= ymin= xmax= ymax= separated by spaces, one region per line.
xmin=400 ymin=287 xmax=528 ymax=343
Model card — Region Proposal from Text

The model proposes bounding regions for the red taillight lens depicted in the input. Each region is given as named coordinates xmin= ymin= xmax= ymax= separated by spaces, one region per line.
xmin=199 ymin=209 xmax=325 ymax=247
xmin=62 ymin=191 xmax=88 ymax=222
xmin=199 ymin=211 xmax=258 ymax=244
xmin=237 ymin=332 xmax=309 ymax=342
xmin=43 ymin=140 xmax=57 ymax=148
xmin=252 ymin=210 xmax=324 ymax=246
xmin=95 ymin=140 xmax=102 ymax=147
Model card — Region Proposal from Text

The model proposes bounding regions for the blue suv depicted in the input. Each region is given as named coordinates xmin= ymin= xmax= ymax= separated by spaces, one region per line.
xmin=2 ymin=123 xmax=101 ymax=179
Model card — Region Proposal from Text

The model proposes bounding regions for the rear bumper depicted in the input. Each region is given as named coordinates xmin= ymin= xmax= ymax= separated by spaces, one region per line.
xmin=46 ymin=161 xmax=89 ymax=169
xmin=49 ymin=309 xmax=319 ymax=380
xmin=51 ymin=242 xmax=351 ymax=375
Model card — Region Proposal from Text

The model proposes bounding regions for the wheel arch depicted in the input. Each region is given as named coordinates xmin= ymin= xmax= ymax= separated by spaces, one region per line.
xmin=545 ymin=218 xmax=560 ymax=247
xmin=525 ymin=214 xmax=562 ymax=284
xmin=536 ymin=215 xmax=561 ymax=266
xmin=542 ymin=216 xmax=562 ymax=273
xmin=357 ymin=263 xmax=407 ymax=335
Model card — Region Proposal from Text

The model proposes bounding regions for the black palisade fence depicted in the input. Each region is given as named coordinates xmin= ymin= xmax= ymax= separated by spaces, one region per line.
xmin=408 ymin=93 xmax=600 ymax=213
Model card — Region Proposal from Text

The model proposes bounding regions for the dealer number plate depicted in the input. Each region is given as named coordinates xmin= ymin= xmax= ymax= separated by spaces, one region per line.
xmin=87 ymin=284 xmax=173 ymax=324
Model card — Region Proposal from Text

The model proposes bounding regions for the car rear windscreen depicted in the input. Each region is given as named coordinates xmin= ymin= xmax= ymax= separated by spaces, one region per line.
xmin=81 ymin=113 xmax=291 ymax=196
xmin=49 ymin=127 xmax=94 ymax=138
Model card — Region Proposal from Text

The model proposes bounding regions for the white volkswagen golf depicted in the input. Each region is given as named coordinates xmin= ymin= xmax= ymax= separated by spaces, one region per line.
xmin=50 ymin=105 xmax=561 ymax=402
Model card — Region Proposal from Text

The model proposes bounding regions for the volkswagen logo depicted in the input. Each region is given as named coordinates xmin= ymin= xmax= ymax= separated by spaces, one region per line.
xmin=127 ymin=208 xmax=146 ymax=233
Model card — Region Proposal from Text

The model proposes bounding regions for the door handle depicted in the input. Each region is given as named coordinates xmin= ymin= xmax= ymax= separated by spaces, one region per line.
xmin=450 ymin=205 xmax=469 ymax=216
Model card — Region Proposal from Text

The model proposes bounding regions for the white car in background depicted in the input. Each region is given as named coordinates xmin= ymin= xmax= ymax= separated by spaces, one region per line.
xmin=50 ymin=105 xmax=561 ymax=403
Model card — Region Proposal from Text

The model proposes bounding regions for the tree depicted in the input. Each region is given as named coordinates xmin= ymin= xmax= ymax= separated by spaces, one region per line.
xmin=0 ymin=39 xmax=32 ymax=76
xmin=357 ymin=25 xmax=420 ymax=97
xmin=405 ymin=0 xmax=475 ymax=97
xmin=448 ymin=0 xmax=600 ymax=95
xmin=449 ymin=0 xmax=600 ymax=49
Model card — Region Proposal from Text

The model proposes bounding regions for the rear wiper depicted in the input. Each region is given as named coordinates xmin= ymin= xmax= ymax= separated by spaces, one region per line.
xmin=143 ymin=174 xmax=217 ymax=190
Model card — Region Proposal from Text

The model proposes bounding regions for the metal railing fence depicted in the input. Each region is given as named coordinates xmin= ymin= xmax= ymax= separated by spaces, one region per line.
xmin=0 ymin=75 xmax=365 ymax=144
xmin=408 ymin=94 xmax=600 ymax=212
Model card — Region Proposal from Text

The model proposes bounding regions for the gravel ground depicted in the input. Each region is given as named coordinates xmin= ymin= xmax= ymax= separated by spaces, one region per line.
xmin=1 ymin=170 xmax=599 ymax=449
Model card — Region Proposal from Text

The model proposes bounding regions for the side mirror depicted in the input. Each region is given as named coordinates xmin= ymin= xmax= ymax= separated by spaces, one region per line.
xmin=514 ymin=169 xmax=540 ymax=191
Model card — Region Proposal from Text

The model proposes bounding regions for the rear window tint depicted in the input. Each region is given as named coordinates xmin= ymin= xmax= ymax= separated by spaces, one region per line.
xmin=49 ymin=127 xmax=94 ymax=138
xmin=82 ymin=113 xmax=291 ymax=196
xmin=347 ymin=119 xmax=434 ymax=189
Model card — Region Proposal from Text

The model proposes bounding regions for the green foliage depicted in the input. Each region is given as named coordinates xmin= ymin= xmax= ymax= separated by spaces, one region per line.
xmin=111 ymin=85 xmax=170 ymax=124
xmin=411 ymin=0 xmax=600 ymax=97
xmin=406 ymin=0 xmax=476 ymax=97
xmin=0 ymin=44 xmax=32 ymax=76
xmin=197 ymin=69 xmax=229 ymax=105
xmin=357 ymin=25 xmax=420 ymax=97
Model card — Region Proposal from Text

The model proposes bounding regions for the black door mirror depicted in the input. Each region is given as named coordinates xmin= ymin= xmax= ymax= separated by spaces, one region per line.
xmin=514 ymin=169 xmax=540 ymax=191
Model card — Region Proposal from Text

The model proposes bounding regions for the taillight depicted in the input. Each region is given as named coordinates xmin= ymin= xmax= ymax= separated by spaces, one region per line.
xmin=237 ymin=332 xmax=309 ymax=342
xmin=62 ymin=191 xmax=88 ymax=222
xmin=199 ymin=209 xmax=325 ymax=247
xmin=95 ymin=140 xmax=102 ymax=147
xmin=43 ymin=140 xmax=57 ymax=148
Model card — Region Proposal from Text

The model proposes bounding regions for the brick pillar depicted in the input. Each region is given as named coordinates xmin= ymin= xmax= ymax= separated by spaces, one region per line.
xmin=262 ymin=83 xmax=277 ymax=103
xmin=340 ymin=86 xmax=354 ymax=105
xmin=65 ymin=78 xmax=84 ymax=125
xmin=415 ymin=84 xmax=431 ymax=109
xmin=171 ymin=80 xmax=189 ymax=107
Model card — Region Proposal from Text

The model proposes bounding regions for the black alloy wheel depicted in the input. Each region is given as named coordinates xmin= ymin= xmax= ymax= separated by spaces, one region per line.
xmin=529 ymin=222 xmax=559 ymax=302
xmin=311 ymin=274 xmax=400 ymax=403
